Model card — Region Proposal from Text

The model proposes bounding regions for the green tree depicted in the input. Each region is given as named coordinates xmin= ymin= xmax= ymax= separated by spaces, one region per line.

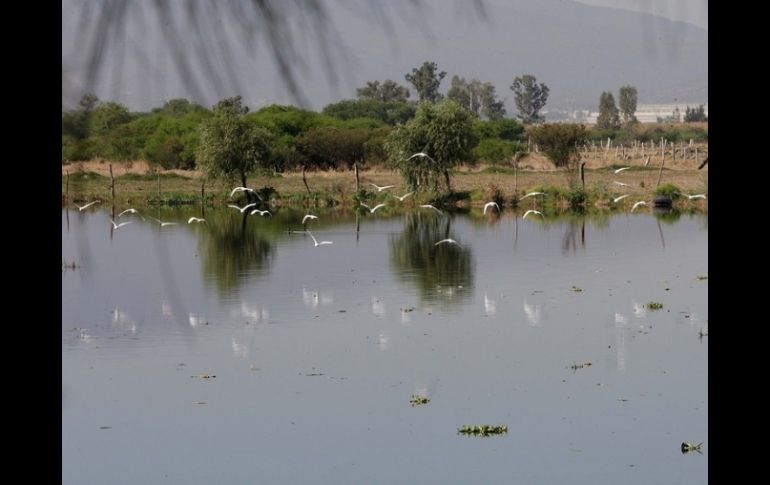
xmin=529 ymin=123 xmax=587 ymax=185
xmin=618 ymin=85 xmax=638 ymax=125
xmin=197 ymin=99 xmax=273 ymax=194
xmin=321 ymin=99 xmax=415 ymax=125
xmin=385 ymin=100 xmax=477 ymax=193
xmin=447 ymin=76 xmax=507 ymax=120
xmin=684 ymin=105 xmax=708 ymax=122
xmin=404 ymin=61 xmax=447 ymax=102
xmin=510 ymin=75 xmax=549 ymax=124
xmin=596 ymin=92 xmax=620 ymax=130
xmin=357 ymin=80 xmax=410 ymax=102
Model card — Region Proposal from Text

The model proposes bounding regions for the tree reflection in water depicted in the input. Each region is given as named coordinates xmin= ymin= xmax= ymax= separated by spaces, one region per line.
xmin=389 ymin=212 xmax=474 ymax=307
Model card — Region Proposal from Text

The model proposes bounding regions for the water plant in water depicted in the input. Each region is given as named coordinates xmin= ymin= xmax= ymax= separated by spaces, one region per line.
xmin=410 ymin=395 xmax=430 ymax=406
xmin=647 ymin=302 xmax=663 ymax=310
xmin=458 ymin=425 xmax=508 ymax=436
xmin=571 ymin=286 xmax=583 ymax=292
xmin=681 ymin=442 xmax=703 ymax=454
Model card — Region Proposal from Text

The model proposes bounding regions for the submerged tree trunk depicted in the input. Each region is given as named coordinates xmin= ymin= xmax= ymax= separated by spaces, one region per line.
xmin=443 ymin=169 xmax=452 ymax=193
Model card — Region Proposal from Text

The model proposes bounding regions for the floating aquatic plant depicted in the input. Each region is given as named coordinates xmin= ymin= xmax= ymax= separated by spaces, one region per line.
xmin=647 ymin=302 xmax=663 ymax=310
xmin=458 ymin=425 xmax=508 ymax=436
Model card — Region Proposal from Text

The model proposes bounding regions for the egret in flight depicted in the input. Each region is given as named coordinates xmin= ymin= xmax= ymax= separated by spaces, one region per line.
xmin=361 ymin=203 xmax=386 ymax=214
xmin=393 ymin=192 xmax=414 ymax=202
xmin=483 ymin=201 xmax=500 ymax=215
xmin=302 ymin=214 xmax=318 ymax=225
xmin=680 ymin=193 xmax=707 ymax=200
xmin=435 ymin=238 xmax=460 ymax=246
xmin=370 ymin=183 xmax=395 ymax=192
xmin=307 ymin=231 xmax=333 ymax=247
xmin=612 ymin=195 xmax=629 ymax=203
xmin=631 ymin=201 xmax=647 ymax=212
xmin=75 ymin=201 xmax=100 ymax=211
xmin=523 ymin=210 xmax=543 ymax=219
xmin=230 ymin=186 xmax=262 ymax=200
xmin=110 ymin=220 xmax=132 ymax=230
xmin=188 ymin=217 xmax=206 ymax=224
xmin=613 ymin=181 xmax=631 ymax=188
xmin=250 ymin=209 xmax=272 ymax=217
xmin=118 ymin=208 xmax=144 ymax=219
xmin=149 ymin=217 xmax=178 ymax=227
xmin=228 ymin=203 xmax=257 ymax=213
xmin=614 ymin=167 xmax=631 ymax=174
xmin=419 ymin=204 xmax=443 ymax=214
xmin=407 ymin=152 xmax=437 ymax=163
xmin=520 ymin=192 xmax=545 ymax=200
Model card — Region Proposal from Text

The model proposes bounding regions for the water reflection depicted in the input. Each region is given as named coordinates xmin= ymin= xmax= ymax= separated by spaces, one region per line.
xmin=523 ymin=299 xmax=544 ymax=327
xmin=198 ymin=212 xmax=274 ymax=295
xmin=389 ymin=212 xmax=474 ymax=307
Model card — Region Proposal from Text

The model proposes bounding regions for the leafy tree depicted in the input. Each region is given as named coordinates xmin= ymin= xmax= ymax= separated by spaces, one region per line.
xmin=321 ymin=99 xmax=415 ymax=125
xmin=596 ymin=92 xmax=620 ymax=130
xmin=385 ymin=100 xmax=477 ymax=193
xmin=529 ymin=123 xmax=587 ymax=185
xmin=297 ymin=127 xmax=369 ymax=170
xmin=618 ymin=85 xmax=638 ymax=125
xmin=404 ymin=61 xmax=446 ymax=102
xmin=152 ymin=98 xmax=206 ymax=117
xmin=447 ymin=76 xmax=506 ymax=120
xmin=479 ymin=83 xmax=506 ymax=120
xmin=472 ymin=119 xmax=524 ymax=141
xmin=247 ymin=104 xmax=331 ymax=137
xmin=472 ymin=138 xmax=524 ymax=165
xmin=89 ymin=101 xmax=133 ymax=137
xmin=356 ymin=79 xmax=410 ymax=102
xmin=214 ymin=95 xmax=249 ymax=115
xmin=510 ymin=74 xmax=549 ymax=124
xmin=197 ymin=99 xmax=273 ymax=192
xmin=684 ymin=104 xmax=708 ymax=122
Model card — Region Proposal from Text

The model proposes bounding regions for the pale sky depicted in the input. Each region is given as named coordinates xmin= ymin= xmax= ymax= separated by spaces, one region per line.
xmin=62 ymin=0 xmax=707 ymax=113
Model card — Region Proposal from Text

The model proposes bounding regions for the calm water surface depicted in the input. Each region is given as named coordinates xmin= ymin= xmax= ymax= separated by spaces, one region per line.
xmin=62 ymin=206 xmax=707 ymax=484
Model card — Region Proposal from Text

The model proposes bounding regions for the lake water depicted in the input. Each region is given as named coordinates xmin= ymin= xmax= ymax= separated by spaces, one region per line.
xmin=62 ymin=206 xmax=707 ymax=484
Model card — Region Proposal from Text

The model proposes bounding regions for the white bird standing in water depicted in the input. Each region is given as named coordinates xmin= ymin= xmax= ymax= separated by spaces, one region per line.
xmin=435 ymin=238 xmax=460 ymax=246
xmin=307 ymin=231 xmax=333 ymax=247
xmin=188 ymin=217 xmax=206 ymax=224
xmin=419 ymin=204 xmax=443 ymax=214
xmin=393 ymin=192 xmax=414 ymax=202
xmin=228 ymin=203 xmax=257 ymax=213
xmin=523 ymin=210 xmax=543 ymax=219
xmin=110 ymin=220 xmax=132 ymax=229
xmin=614 ymin=167 xmax=631 ymax=174
xmin=75 ymin=201 xmax=100 ymax=211
xmin=361 ymin=203 xmax=387 ymax=214
xmin=302 ymin=214 xmax=319 ymax=224
xmin=631 ymin=201 xmax=647 ymax=212
xmin=483 ymin=202 xmax=500 ymax=215
xmin=370 ymin=183 xmax=395 ymax=192
xmin=612 ymin=195 xmax=629 ymax=203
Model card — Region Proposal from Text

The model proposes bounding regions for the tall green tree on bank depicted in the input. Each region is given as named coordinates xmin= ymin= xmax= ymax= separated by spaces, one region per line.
xmin=357 ymin=80 xmax=410 ymax=103
xmin=404 ymin=61 xmax=447 ymax=102
xmin=618 ymin=85 xmax=638 ymax=125
xmin=530 ymin=123 xmax=587 ymax=186
xmin=596 ymin=92 xmax=620 ymax=130
xmin=385 ymin=100 xmax=476 ymax=193
xmin=197 ymin=97 xmax=273 ymax=198
xmin=446 ymin=76 xmax=506 ymax=120
xmin=510 ymin=74 xmax=549 ymax=124
xmin=684 ymin=105 xmax=708 ymax=122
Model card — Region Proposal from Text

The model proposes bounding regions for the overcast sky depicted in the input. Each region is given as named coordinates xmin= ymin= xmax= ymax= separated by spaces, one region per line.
xmin=62 ymin=0 xmax=707 ymax=113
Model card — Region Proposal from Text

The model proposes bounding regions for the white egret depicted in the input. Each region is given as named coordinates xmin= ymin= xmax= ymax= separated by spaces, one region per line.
xmin=682 ymin=193 xmax=707 ymax=200
xmin=110 ymin=220 xmax=132 ymax=229
xmin=230 ymin=186 xmax=262 ymax=200
xmin=75 ymin=200 xmax=100 ymax=211
xmin=250 ymin=209 xmax=272 ymax=217
xmin=523 ymin=210 xmax=543 ymax=219
xmin=149 ymin=216 xmax=178 ymax=227
xmin=118 ymin=208 xmax=143 ymax=218
xmin=631 ymin=201 xmax=647 ymax=212
xmin=360 ymin=202 xmax=386 ymax=213
xmin=419 ymin=204 xmax=443 ymax=214
xmin=612 ymin=194 xmax=629 ymax=203
xmin=188 ymin=217 xmax=206 ymax=224
xmin=614 ymin=167 xmax=631 ymax=174
xmin=302 ymin=214 xmax=319 ymax=224
xmin=613 ymin=181 xmax=631 ymax=188
xmin=369 ymin=183 xmax=395 ymax=192
xmin=435 ymin=238 xmax=459 ymax=246
xmin=228 ymin=203 xmax=257 ymax=213
xmin=520 ymin=192 xmax=545 ymax=200
xmin=307 ymin=231 xmax=333 ymax=247
xmin=483 ymin=201 xmax=500 ymax=215
xmin=393 ymin=192 xmax=414 ymax=202
xmin=407 ymin=152 xmax=437 ymax=163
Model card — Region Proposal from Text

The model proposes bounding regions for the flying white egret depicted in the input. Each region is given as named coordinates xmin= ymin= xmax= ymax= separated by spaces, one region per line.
xmin=188 ymin=217 xmax=206 ymax=224
xmin=250 ymin=209 xmax=272 ymax=217
xmin=75 ymin=201 xmax=100 ymax=211
xmin=631 ymin=201 xmax=647 ymax=212
xmin=228 ymin=203 xmax=257 ymax=213
xmin=682 ymin=193 xmax=707 ymax=200
xmin=613 ymin=181 xmax=631 ymax=188
xmin=612 ymin=194 xmax=629 ymax=203
xmin=361 ymin=203 xmax=386 ymax=214
xmin=230 ymin=186 xmax=262 ymax=200
xmin=407 ymin=152 xmax=437 ymax=163
xmin=369 ymin=183 xmax=395 ymax=192
xmin=614 ymin=167 xmax=631 ymax=174
xmin=302 ymin=214 xmax=319 ymax=224
xmin=118 ymin=208 xmax=142 ymax=218
xmin=307 ymin=231 xmax=333 ymax=247
xmin=393 ymin=192 xmax=414 ymax=202
xmin=110 ymin=220 xmax=132 ymax=229
xmin=435 ymin=238 xmax=459 ymax=246
xmin=149 ymin=216 xmax=178 ymax=227
xmin=419 ymin=204 xmax=443 ymax=214
xmin=483 ymin=201 xmax=500 ymax=215
xmin=520 ymin=192 xmax=545 ymax=200
xmin=523 ymin=210 xmax=543 ymax=219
